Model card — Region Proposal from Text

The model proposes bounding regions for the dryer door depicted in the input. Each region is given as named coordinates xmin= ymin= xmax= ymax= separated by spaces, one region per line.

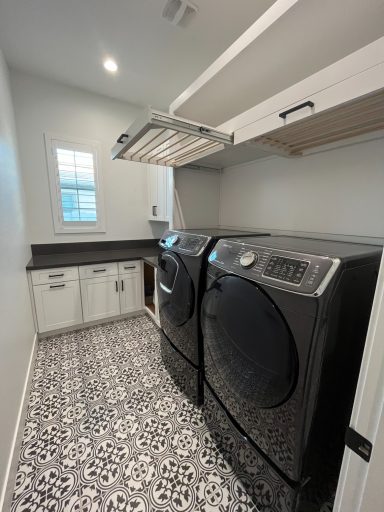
xmin=202 ymin=275 xmax=298 ymax=409
xmin=157 ymin=251 xmax=194 ymax=327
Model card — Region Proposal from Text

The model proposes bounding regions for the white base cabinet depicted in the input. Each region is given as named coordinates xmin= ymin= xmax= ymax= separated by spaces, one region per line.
xmin=81 ymin=275 xmax=121 ymax=323
xmin=30 ymin=260 xmax=145 ymax=334
xmin=33 ymin=280 xmax=83 ymax=333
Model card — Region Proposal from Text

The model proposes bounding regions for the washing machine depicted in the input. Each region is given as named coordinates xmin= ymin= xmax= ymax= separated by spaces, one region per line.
xmin=156 ymin=228 xmax=268 ymax=405
xmin=201 ymin=235 xmax=381 ymax=511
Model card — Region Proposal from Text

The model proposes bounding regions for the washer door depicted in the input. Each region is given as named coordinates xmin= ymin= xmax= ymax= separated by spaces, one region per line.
xmin=157 ymin=252 xmax=194 ymax=327
xmin=202 ymin=275 xmax=298 ymax=409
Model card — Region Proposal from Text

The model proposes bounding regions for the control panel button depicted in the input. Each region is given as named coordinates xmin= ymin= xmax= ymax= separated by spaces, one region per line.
xmin=240 ymin=251 xmax=258 ymax=269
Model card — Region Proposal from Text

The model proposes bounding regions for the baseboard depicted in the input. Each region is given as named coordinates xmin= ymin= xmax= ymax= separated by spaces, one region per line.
xmin=0 ymin=331 xmax=38 ymax=512
xmin=38 ymin=310 xmax=146 ymax=339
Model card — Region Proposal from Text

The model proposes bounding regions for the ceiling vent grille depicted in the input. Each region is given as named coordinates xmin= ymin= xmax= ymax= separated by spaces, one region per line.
xmin=162 ymin=0 xmax=197 ymax=26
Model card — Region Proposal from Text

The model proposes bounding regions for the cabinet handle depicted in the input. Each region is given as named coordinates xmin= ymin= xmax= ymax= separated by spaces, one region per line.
xmin=121 ymin=280 xmax=124 ymax=291
xmin=152 ymin=205 xmax=158 ymax=217
xmin=93 ymin=269 xmax=106 ymax=273
xmin=115 ymin=280 xmax=118 ymax=292
xmin=279 ymin=101 xmax=314 ymax=119
xmin=49 ymin=273 xmax=64 ymax=278
xmin=124 ymin=265 xmax=136 ymax=270
xmin=50 ymin=284 xmax=65 ymax=289
xmin=117 ymin=133 xmax=129 ymax=143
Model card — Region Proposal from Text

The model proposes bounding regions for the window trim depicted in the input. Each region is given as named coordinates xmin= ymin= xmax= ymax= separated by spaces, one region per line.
xmin=44 ymin=132 xmax=106 ymax=234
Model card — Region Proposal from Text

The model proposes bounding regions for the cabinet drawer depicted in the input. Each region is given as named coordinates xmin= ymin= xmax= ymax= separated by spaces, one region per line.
xmin=31 ymin=266 xmax=79 ymax=285
xmin=118 ymin=260 xmax=141 ymax=275
xmin=79 ymin=262 xmax=118 ymax=279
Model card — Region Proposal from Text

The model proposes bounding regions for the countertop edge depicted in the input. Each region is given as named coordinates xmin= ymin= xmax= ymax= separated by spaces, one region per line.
xmin=26 ymin=248 xmax=160 ymax=271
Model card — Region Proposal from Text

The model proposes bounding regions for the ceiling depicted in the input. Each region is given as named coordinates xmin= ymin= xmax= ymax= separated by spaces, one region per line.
xmin=0 ymin=0 xmax=276 ymax=110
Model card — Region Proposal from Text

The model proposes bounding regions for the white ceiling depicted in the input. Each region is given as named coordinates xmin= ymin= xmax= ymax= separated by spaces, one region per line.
xmin=0 ymin=0 xmax=276 ymax=110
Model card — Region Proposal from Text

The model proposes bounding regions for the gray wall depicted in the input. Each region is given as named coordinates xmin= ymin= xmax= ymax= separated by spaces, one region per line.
xmin=0 ymin=51 xmax=35 ymax=508
xmin=219 ymin=138 xmax=384 ymax=243
xmin=10 ymin=69 xmax=166 ymax=244
xmin=174 ymin=167 xmax=221 ymax=228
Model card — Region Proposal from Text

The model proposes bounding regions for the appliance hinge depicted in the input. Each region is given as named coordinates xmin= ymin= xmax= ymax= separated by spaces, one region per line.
xmin=345 ymin=427 xmax=372 ymax=462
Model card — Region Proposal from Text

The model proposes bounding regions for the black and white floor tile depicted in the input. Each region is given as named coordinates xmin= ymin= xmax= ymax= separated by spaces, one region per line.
xmin=9 ymin=315 xmax=294 ymax=512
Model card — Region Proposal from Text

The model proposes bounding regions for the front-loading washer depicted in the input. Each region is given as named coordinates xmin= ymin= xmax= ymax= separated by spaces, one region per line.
xmin=201 ymin=235 xmax=381 ymax=511
xmin=156 ymin=228 xmax=268 ymax=405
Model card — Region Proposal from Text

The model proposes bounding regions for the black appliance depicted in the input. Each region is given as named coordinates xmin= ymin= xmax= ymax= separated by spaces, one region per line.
xmin=157 ymin=228 xmax=268 ymax=405
xmin=201 ymin=235 xmax=381 ymax=511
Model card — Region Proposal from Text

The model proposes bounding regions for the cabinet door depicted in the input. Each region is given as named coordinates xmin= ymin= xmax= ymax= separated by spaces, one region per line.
xmin=120 ymin=273 xmax=143 ymax=314
xmin=81 ymin=276 xmax=120 ymax=323
xmin=147 ymin=164 xmax=159 ymax=220
xmin=33 ymin=280 xmax=83 ymax=333
xmin=153 ymin=268 xmax=161 ymax=325
xmin=147 ymin=164 xmax=172 ymax=222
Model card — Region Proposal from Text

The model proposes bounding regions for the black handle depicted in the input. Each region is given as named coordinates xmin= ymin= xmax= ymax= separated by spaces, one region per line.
xmin=121 ymin=280 xmax=124 ymax=292
xmin=152 ymin=205 xmax=158 ymax=217
xmin=93 ymin=269 xmax=106 ymax=273
xmin=115 ymin=280 xmax=118 ymax=292
xmin=124 ymin=265 xmax=136 ymax=270
xmin=49 ymin=273 xmax=64 ymax=278
xmin=117 ymin=133 xmax=129 ymax=144
xmin=50 ymin=284 xmax=65 ymax=289
xmin=279 ymin=101 xmax=314 ymax=119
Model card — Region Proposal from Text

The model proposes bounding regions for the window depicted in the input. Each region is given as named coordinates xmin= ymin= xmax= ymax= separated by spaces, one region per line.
xmin=45 ymin=134 xmax=105 ymax=233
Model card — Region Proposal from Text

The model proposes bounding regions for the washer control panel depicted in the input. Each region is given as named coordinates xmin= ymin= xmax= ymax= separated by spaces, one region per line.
xmin=159 ymin=230 xmax=210 ymax=256
xmin=263 ymin=256 xmax=309 ymax=284
xmin=208 ymin=239 xmax=340 ymax=296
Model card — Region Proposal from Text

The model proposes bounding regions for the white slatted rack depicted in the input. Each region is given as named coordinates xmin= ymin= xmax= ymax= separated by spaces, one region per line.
xmin=111 ymin=107 xmax=233 ymax=167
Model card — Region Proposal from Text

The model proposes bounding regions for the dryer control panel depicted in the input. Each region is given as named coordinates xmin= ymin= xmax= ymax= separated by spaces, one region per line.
xmin=208 ymin=239 xmax=340 ymax=296
xmin=159 ymin=230 xmax=210 ymax=256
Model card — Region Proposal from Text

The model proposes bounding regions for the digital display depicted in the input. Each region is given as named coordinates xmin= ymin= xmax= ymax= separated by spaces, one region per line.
xmin=263 ymin=255 xmax=309 ymax=284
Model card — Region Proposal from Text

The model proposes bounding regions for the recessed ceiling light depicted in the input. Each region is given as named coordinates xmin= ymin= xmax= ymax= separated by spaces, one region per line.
xmin=103 ymin=58 xmax=118 ymax=73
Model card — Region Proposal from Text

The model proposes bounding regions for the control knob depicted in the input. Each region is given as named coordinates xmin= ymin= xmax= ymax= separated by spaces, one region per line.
xmin=170 ymin=235 xmax=179 ymax=245
xmin=240 ymin=251 xmax=258 ymax=269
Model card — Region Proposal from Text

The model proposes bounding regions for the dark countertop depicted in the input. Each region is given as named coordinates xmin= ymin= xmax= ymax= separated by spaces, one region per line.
xmin=142 ymin=256 xmax=159 ymax=268
xmin=26 ymin=246 xmax=161 ymax=271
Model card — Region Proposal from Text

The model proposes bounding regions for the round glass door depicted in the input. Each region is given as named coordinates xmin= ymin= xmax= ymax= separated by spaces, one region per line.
xmin=202 ymin=275 xmax=298 ymax=408
xmin=157 ymin=252 xmax=194 ymax=327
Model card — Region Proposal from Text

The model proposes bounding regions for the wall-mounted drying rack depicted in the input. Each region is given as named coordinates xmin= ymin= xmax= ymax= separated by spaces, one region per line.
xmin=111 ymin=107 xmax=233 ymax=167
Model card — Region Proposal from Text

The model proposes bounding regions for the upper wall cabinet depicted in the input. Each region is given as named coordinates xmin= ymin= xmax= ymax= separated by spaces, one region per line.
xmin=111 ymin=0 xmax=384 ymax=169
xmin=147 ymin=165 xmax=173 ymax=222
xmin=171 ymin=0 xmax=384 ymax=127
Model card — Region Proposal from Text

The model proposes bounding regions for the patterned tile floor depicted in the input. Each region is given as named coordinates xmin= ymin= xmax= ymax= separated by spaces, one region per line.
xmin=8 ymin=315 xmax=293 ymax=512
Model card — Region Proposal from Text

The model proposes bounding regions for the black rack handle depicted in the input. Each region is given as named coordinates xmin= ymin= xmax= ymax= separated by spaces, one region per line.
xmin=50 ymin=284 xmax=65 ymax=289
xmin=117 ymin=133 xmax=129 ymax=144
xmin=279 ymin=101 xmax=314 ymax=119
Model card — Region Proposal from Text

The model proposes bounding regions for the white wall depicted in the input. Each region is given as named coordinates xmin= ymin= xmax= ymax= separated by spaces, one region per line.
xmin=0 ymin=52 xmax=35 ymax=509
xmin=174 ymin=168 xmax=220 ymax=228
xmin=219 ymin=139 xmax=384 ymax=242
xmin=10 ymin=69 xmax=167 ymax=244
